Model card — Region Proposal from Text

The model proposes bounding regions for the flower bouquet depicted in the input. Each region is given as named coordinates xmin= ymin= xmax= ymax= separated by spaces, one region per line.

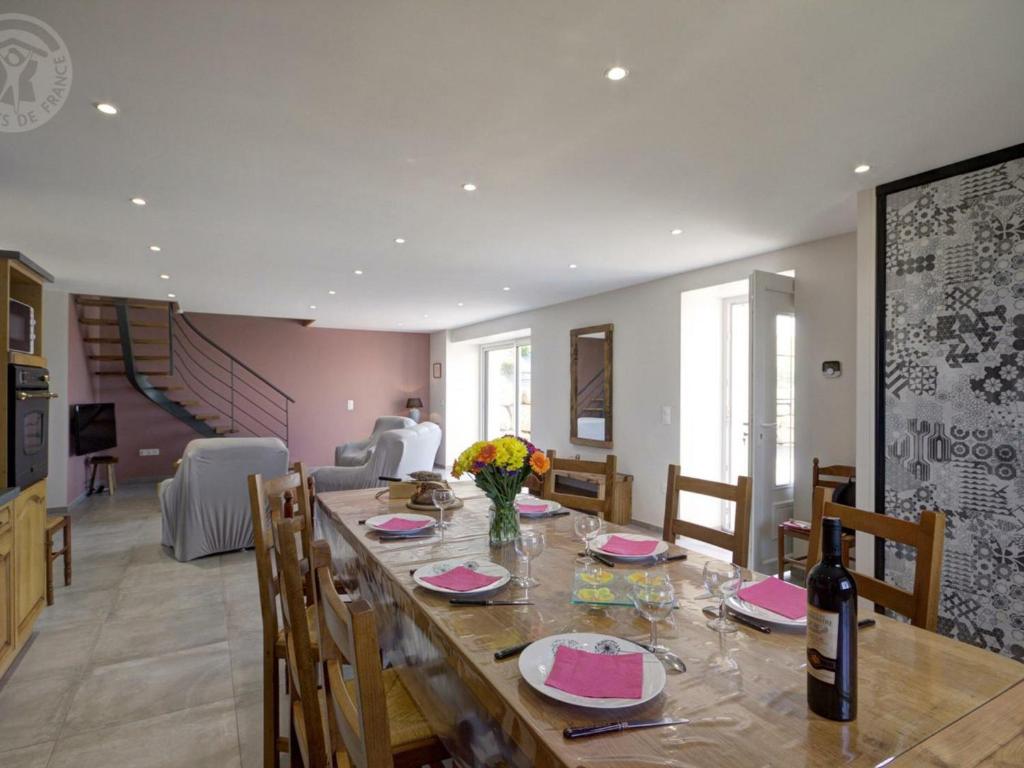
xmin=452 ymin=436 xmax=551 ymax=546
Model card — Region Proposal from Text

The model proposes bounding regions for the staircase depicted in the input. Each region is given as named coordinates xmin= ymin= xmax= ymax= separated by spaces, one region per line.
xmin=76 ymin=296 xmax=294 ymax=442
xmin=577 ymin=368 xmax=607 ymax=417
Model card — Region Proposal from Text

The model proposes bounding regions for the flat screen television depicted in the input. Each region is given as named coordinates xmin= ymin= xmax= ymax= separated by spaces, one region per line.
xmin=71 ymin=403 xmax=117 ymax=456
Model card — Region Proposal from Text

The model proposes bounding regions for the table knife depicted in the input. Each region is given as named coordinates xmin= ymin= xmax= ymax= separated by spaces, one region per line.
xmin=494 ymin=640 xmax=533 ymax=660
xmin=449 ymin=599 xmax=533 ymax=606
xmin=563 ymin=717 xmax=690 ymax=739
xmin=703 ymin=605 xmax=771 ymax=634
xmin=858 ymin=618 xmax=876 ymax=629
xmin=377 ymin=532 xmax=435 ymax=541
xmin=579 ymin=552 xmax=616 ymax=568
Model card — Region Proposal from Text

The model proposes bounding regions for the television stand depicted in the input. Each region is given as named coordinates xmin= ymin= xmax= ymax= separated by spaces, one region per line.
xmin=87 ymin=455 xmax=119 ymax=496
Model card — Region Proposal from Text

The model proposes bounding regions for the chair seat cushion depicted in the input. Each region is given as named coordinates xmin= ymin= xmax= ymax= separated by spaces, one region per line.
xmin=336 ymin=449 xmax=372 ymax=467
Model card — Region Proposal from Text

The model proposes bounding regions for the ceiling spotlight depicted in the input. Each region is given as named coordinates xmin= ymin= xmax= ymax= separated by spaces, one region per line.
xmin=394 ymin=237 xmax=406 ymax=244
xmin=328 ymin=289 xmax=336 ymax=295
xmin=95 ymin=102 xmax=118 ymax=115
xmin=167 ymin=293 xmax=176 ymax=298
xmin=502 ymin=286 xmax=511 ymax=292
xmin=462 ymin=182 xmax=477 ymax=192
xmin=309 ymin=305 xmax=317 ymax=310
xmin=854 ymin=164 xmax=871 ymax=174
xmin=671 ymin=228 xmax=683 ymax=236
xmin=131 ymin=197 xmax=146 ymax=206
xmin=159 ymin=274 xmax=170 ymax=280
xmin=353 ymin=269 xmax=364 ymax=275
xmin=149 ymin=245 xmax=161 ymax=252
xmin=457 ymin=302 xmax=464 ymax=307
xmin=423 ymin=314 xmax=429 ymax=319
xmin=605 ymin=66 xmax=629 ymax=81
xmin=569 ymin=263 xmax=578 ymax=269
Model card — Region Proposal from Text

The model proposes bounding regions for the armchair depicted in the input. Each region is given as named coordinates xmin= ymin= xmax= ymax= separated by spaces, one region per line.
xmin=335 ymin=415 xmax=415 ymax=466
xmin=313 ymin=422 xmax=442 ymax=493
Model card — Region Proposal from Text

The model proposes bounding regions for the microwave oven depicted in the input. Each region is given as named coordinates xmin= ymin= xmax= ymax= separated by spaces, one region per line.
xmin=9 ymin=299 xmax=35 ymax=355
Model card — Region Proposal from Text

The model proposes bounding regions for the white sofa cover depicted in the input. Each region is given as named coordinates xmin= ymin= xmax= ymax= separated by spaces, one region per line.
xmin=335 ymin=415 xmax=415 ymax=466
xmin=159 ymin=437 xmax=289 ymax=562
xmin=313 ymin=422 xmax=441 ymax=493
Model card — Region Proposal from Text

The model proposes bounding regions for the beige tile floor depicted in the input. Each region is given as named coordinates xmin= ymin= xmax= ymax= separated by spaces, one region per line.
xmin=0 ymin=484 xmax=269 ymax=768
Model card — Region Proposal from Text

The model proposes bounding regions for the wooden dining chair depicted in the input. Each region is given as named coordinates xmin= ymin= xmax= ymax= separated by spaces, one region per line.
xmin=313 ymin=540 xmax=449 ymax=768
xmin=247 ymin=464 xmax=318 ymax=768
xmin=540 ymin=450 xmax=617 ymax=517
xmin=662 ymin=465 xmax=752 ymax=568
xmin=807 ymin=487 xmax=946 ymax=630
xmin=812 ymin=457 xmax=856 ymax=494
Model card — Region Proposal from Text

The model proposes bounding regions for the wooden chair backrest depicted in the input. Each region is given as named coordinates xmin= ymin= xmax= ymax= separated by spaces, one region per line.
xmin=540 ymin=450 xmax=617 ymax=517
xmin=662 ymin=465 xmax=752 ymax=568
xmin=273 ymin=516 xmax=330 ymax=767
xmin=807 ymin=487 xmax=946 ymax=630
xmin=314 ymin=541 xmax=394 ymax=768
xmin=812 ymin=457 xmax=856 ymax=490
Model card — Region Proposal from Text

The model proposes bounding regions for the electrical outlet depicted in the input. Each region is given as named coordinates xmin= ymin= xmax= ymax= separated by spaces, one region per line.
xmin=347 ymin=400 xmax=355 ymax=411
xmin=139 ymin=448 xmax=160 ymax=457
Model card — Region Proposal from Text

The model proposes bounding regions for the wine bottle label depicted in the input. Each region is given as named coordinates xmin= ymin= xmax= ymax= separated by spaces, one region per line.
xmin=807 ymin=605 xmax=839 ymax=684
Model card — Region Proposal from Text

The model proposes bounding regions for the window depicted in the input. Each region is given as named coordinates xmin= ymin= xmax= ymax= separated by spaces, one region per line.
xmin=483 ymin=340 xmax=531 ymax=439
xmin=775 ymin=313 xmax=795 ymax=487
xmin=722 ymin=296 xmax=749 ymax=531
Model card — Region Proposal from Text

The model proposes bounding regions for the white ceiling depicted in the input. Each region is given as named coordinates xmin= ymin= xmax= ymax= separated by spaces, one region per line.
xmin=1 ymin=0 xmax=1023 ymax=332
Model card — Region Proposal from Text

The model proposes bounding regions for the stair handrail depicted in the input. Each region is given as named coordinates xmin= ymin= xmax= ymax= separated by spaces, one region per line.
xmin=176 ymin=313 xmax=295 ymax=403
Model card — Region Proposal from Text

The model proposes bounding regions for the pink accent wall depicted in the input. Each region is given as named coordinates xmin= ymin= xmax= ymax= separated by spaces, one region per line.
xmin=85 ymin=311 xmax=430 ymax=482
xmin=66 ymin=297 xmax=97 ymax=502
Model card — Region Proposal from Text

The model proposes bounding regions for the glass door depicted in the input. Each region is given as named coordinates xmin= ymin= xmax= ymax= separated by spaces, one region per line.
xmin=483 ymin=340 xmax=531 ymax=439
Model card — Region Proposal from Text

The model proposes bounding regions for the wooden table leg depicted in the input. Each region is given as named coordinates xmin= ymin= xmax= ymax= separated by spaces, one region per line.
xmin=63 ymin=515 xmax=72 ymax=586
xmin=45 ymin=527 xmax=54 ymax=606
xmin=777 ymin=524 xmax=787 ymax=580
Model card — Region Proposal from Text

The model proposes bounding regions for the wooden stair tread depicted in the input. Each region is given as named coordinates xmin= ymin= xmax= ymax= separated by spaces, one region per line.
xmin=77 ymin=319 xmax=165 ymax=329
xmin=173 ymin=400 xmax=199 ymax=407
xmin=94 ymin=370 xmax=171 ymax=376
xmin=89 ymin=355 xmax=169 ymax=362
xmin=192 ymin=415 xmax=221 ymax=422
xmin=149 ymin=385 xmax=184 ymax=391
xmin=82 ymin=337 xmax=167 ymax=345
xmin=214 ymin=428 xmax=238 ymax=434
xmin=76 ymin=298 xmax=169 ymax=309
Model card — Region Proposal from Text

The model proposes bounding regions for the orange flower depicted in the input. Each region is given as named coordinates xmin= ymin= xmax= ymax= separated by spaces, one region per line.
xmin=530 ymin=451 xmax=550 ymax=475
xmin=475 ymin=444 xmax=498 ymax=464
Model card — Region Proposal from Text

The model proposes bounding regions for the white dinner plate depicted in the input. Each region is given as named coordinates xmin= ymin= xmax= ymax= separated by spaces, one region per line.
xmin=364 ymin=513 xmax=436 ymax=536
xmin=411 ymin=558 xmax=511 ymax=595
xmin=514 ymin=496 xmax=563 ymax=516
xmin=725 ymin=582 xmax=808 ymax=629
xmin=518 ymin=632 xmax=666 ymax=709
xmin=591 ymin=533 xmax=669 ymax=561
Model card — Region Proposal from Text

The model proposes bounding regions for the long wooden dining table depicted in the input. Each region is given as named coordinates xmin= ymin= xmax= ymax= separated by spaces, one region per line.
xmin=316 ymin=483 xmax=1024 ymax=767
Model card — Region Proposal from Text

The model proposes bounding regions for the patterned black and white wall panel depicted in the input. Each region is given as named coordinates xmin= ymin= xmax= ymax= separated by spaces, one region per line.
xmin=880 ymin=148 xmax=1024 ymax=661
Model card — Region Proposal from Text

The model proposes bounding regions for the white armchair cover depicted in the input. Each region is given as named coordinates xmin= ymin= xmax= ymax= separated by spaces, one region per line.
xmin=313 ymin=422 xmax=441 ymax=493
xmin=159 ymin=437 xmax=289 ymax=562
xmin=335 ymin=415 xmax=415 ymax=466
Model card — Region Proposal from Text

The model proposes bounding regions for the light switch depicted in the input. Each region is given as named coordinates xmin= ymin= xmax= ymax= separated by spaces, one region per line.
xmin=661 ymin=406 xmax=672 ymax=425
xmin=347 ymin=400 xmax=355 ymax=411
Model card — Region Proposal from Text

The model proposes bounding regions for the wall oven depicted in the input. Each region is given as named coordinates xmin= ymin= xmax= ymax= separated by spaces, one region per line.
xmin=8 ymin=364 xmax=56 ymax=488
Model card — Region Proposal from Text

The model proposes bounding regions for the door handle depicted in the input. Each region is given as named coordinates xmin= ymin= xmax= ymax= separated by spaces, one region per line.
xmin=16 ymin=391 xmax=58 ymax=400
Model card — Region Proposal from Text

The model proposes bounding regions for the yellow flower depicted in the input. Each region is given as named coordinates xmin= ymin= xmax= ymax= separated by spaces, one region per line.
xmin=493 ymin=436 xmax=527 ymax=472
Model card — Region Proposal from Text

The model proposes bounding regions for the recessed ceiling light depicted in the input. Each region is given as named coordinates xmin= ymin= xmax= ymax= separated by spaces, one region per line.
xmin=159 ymin=274 xmax=170 ymax=280
xmin=671 ymin=228 xmax=683 ymax=236
xmin=462 ymin=182 xmax=477 ymax=192
xmin=353 ymin=269 xmax=364 ymax=275
xmin=167 ymin=293 xmax=176 ymax=298
xmin=95 ymin=102 xmax=118 ymax=115
xmin=131 ymin=197 xmax=146 ymax=206
xmin=423 ymin=314 xmax=429 ymax=319
xmin=309 ymin=305 xmax=317 ymax=310
xmin=149 ymin=245 xmax=161 ymax=252
xmin=328 ymin=289 xmax=336 ymax=295
xmin=394 ymin=237 xmax=406 ymax=244
xmin=569 ymin=263 xmax=578 ymax=269
xmin=502 ymin=286 xmax=511 ymax=292
xmin=457 ymin=302 xmax=464 ymax=307
xmin=605 ymin=66 xmax=629 ymax=81
xmin=854 ymin=164 xmax=871 ymax=174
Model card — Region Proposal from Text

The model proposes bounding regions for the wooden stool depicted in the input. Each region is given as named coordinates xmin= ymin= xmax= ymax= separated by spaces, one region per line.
xmin=45 ymin=515 xmax=72 ymax=605
xmin=88 ymin=455 xmax=118 ymax=496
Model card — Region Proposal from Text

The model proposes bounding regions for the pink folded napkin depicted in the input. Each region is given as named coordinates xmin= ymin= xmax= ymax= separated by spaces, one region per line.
xmin=516 ymin=502 xmax=549 ymax=516
xmin=545 ymin=646 xmax=644 ymax=699
xmin=420 ymin=566 xmax=501 ymax=592
xmin=737 ymin=577 xmax=807 ymax=620
xmin=376 ymin=516 xmax=431 ymax=532
xmin=600 ymin=535 xmax=659 ymax=556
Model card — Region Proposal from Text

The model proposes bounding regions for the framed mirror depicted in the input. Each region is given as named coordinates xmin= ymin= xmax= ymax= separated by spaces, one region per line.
xmin=570 ymin=323 xmax=613 ymax=447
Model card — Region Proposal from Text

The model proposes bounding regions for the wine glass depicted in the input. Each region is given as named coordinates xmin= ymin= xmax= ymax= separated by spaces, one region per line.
xmin=514 ymin=528 xmax=545 ymax=592
xmin=631 ymin=576 xmax=676 ymax=654
xmin=703 ymin=560 xmax=742 ymax=633
xmin=432 ymin=489 xmax=455 ymax=544
xmin=574 ymin=513 xmax=601 ymax=563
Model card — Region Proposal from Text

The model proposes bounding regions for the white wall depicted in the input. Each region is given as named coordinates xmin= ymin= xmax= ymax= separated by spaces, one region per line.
xmin=448 ymin=233 xmax=858 ymax=538
xmin=854 ymin=188 xmax=877 ymax=580
xmin=43 ymin=288 xmax=70 ymax=508
xmin=443 ymin=336 xmax=481 ymax=467
xmin=428 ymin=331 xmax=445 ymax=464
